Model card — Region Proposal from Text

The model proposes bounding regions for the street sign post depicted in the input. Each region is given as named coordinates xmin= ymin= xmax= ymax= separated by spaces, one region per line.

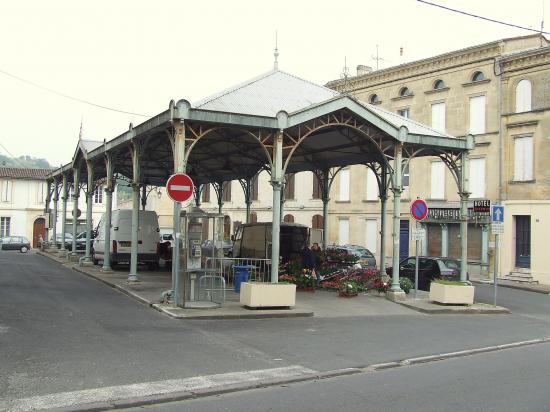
xmin=166 ymin=173 xmax=194 ymax=203
xmin=491 ymin=204 xmax=504 ymax=307
xmin=410 ymin=199 xmax=428 ymax=298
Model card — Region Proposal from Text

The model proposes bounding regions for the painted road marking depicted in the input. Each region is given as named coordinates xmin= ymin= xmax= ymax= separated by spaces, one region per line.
xmin=170 ymin=185 xmax=191 ymax=191
xmin=0 ymin=365 xmax=317 ymax=411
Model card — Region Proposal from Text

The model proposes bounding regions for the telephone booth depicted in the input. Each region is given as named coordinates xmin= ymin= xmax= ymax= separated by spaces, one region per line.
xmin=177 ymin=206 xmax=225 ymax=308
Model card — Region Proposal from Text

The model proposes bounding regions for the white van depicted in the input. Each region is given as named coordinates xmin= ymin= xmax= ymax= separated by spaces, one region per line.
xmin=93 ymin=210 xmax=160 ymax=269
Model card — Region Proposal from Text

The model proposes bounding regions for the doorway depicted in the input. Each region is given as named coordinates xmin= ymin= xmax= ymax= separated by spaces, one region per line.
xmin=33 ymin=217 xmax=46 ymax=248
xmin=515 ymin=215 xmax=531 ymax=268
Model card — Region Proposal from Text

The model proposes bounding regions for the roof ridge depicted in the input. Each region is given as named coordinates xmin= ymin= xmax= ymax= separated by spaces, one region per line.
xmin=194 ymin=70 xmax=279 ymax=108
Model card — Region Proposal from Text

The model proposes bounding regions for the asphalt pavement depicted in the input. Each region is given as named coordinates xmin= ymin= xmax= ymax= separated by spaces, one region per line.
xmin=122 ymin=341 xmax=550 ymax=412
xmin=1 ymin=251 xmax=550 ymax=411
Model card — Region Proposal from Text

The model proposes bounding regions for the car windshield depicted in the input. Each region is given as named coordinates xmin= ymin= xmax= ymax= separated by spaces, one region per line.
xmin=440 ymin=259 xmax=460 ymax=270
xmin=352 ymin=248 xmax=373 ymax=258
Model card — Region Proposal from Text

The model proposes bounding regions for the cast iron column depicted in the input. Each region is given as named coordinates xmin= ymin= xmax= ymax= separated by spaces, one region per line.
xmin=51 ymin=179 xmax=59 ymax=250
xmin=321 ymin=169 xmax=330 ymax=250
xmin=81 ymin=160 xmax=94 ymax=265
xmin=59 ymin=174 xmax=68 ymax=257
xmin=128 ymin=141 xmax=141 ymax=282
xmin=70 ymin=168 xmax=80 ymax=258
xmin=101 ymin=153 xmax=114 ymax=272
xmin=270 ymin=130 xmax=284 ymax=283
xmin=172 ymin=119 xmax=186 ymax=307
xmin=459 ymin=151 xmax=470 ymax=282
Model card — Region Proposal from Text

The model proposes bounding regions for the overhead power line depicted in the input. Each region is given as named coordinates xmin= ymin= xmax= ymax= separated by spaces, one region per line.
xmin=417 ymin=0 xmax=550 ymax=35
xmin=0 ymin=142 xmax=26 ymax=167
xmin=0 ymin=68 xmax=152 ymax=117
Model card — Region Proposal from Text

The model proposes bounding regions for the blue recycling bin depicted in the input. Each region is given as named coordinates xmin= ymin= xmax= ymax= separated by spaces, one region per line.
xmin=234 ymin=265 xmax=253 ymax=293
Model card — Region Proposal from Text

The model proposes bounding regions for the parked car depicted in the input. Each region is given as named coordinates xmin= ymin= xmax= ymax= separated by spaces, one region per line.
xmin=201 ymin=239 xmax=233 ymax=257
xmin=386 ymin=256 xmax=463 ymax=291
xmin=75 ymin=231 xmax=97 ymax=251
xmin=328 ymin=245 xmax=377 ymax=268
xmin=0 ymin=236 xmax=31 ymax=253
xmin=52 ymin=233 xmax=74 ymax=250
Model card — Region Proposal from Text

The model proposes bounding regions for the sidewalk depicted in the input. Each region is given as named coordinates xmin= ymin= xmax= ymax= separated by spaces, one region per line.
xmin=37 ymin=249 xmax=512 ymax=318
xmin=470 ymin=273 xmax=550 ymax=295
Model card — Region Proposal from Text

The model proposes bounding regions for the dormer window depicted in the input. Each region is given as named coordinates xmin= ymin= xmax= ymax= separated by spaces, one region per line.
xmin=399 ymin=87 xmax=413 ymax=97
xmin=369 ymin=94 xmax=381 ymax=104
xmin=434 ymin=80 xmax=445 ymax=90
xmin=472 ymin=71 xmax=486 ymax=82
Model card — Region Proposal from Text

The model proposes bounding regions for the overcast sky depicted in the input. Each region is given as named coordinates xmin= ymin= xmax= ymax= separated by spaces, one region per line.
xmin=0 ymin=0 xmax=547 ymax=167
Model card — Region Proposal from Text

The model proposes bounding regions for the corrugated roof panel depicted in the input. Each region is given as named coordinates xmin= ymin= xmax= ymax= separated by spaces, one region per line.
xmin=194 ymin=70 xmax=339 ymax=117
xmin=364 ymin=102 xmax=455 ymax=139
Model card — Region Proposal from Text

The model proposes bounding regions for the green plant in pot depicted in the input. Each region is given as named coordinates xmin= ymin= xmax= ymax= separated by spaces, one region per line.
xmin=339 ymin=280 xmax=359 ymax=297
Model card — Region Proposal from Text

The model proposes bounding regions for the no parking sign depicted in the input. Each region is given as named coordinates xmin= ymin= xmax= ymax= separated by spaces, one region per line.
xmin=410 ymin=198 xmax=428 ymax=221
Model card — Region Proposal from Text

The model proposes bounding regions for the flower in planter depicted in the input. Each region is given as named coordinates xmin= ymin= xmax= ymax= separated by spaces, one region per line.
xmin=339 ymin=279 xmax=359 ymax=297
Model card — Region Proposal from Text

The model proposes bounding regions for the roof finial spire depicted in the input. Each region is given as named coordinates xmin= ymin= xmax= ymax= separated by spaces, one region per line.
xmin=273 ymin=30 xmax=279 ymax=70
xmin=78 ymin=116 xmax=84 ymax=140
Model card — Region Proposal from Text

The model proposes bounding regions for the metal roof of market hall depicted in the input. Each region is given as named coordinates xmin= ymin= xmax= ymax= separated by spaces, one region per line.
xmin=193 ymin=69 xmax=454 ymax=140
xmin=50 ymin=67 xmax=471 ymax=187
xmin=193 ymin=69 xmax=340 ymax=117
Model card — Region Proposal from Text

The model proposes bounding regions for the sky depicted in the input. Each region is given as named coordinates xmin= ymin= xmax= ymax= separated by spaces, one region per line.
xmin=0 ymin=0 xmax=548 ymax=167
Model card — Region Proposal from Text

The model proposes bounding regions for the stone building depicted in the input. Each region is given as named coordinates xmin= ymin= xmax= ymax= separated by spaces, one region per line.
xmin=326 ymin=34 xmax=550 ymax=284
xmin=0 ymin=167 xmax=50 ymax=247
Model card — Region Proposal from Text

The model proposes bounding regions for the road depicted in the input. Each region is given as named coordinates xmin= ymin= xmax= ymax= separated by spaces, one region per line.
xmin=122 ymin=341 xmax=550 ymax=412
xmin=1 ymin=251 xmax=550 ymax=410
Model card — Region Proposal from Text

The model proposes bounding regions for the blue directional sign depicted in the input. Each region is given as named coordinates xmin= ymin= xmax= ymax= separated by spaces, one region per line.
xmin=491 ymin=205 xmax=504 ymax=223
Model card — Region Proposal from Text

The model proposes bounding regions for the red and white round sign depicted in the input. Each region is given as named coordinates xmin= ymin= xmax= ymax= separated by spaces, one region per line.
xmin=166 ymin=173 xmax=194 ymax=202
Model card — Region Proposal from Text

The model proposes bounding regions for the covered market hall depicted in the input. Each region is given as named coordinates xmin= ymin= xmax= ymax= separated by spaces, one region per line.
xmin=45 ymin=67 xmax=474 ymax=306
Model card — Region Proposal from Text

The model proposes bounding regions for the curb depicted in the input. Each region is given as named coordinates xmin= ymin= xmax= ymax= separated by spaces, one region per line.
xmin=396 ymin=300 xmax=510 ymax=315
xmin=38 ymin=337 xmax=550 ymax=412
xmin=471 ymin=280 xmax=550 ymax=295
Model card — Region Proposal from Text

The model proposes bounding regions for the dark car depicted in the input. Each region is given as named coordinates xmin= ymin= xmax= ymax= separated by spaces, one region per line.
xmin=52 ymin=233 xmax=74 ymax=250
xmin=75 ymin=231 xmax=96 ymax=251
xmin=0 ymin=236 xmax=31 ymax=253
xmin=386 ymin=256 xmax=463 ymax=291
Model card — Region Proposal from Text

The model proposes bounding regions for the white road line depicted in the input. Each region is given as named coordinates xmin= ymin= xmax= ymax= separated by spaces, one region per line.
xmin=0 ymin=365 xmax=317 ymax=412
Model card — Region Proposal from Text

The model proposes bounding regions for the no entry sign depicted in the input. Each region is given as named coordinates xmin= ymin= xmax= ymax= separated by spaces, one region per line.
xmin=166 ymin=173 xmax=194 ymax=202
xmin=410 ymin=199 xmax=428 ymax=221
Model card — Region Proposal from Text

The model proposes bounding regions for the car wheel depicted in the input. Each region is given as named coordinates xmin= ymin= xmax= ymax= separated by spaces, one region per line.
xmin=92 ymin=255 xmax=98 ymax=265
xmin=20 ymin=246 xmax=29 ymax=253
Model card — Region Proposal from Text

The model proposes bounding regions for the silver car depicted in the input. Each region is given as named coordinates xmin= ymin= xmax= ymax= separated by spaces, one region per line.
xmin=339 ymin=245 xmax=377 ymax=268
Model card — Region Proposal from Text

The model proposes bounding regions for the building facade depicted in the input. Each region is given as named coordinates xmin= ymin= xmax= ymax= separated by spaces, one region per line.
xmin=326 ymin=34 xmax=550 ymax=284
xmin=0 ymin=168 xmax=50 ymax=247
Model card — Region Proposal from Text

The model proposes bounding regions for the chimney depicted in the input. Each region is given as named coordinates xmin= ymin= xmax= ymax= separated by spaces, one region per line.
xmin=356 ymin=65 xmax=372 ymax=76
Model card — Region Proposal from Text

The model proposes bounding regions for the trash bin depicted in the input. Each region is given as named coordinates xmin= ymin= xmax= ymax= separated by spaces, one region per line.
xmin=234 ymin=265 xmax=253 ymax=293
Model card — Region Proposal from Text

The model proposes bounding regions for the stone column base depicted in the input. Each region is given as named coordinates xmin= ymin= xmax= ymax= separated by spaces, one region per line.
xmin=57 ymin=250 xmax=69 ymax=259
xmin=69 ymin=254 xmax=80 ymax=262
xmin=79 ymin=259 xmax=94 ymax=267
xmin=386 ymin=290 xmax=407 ymax=302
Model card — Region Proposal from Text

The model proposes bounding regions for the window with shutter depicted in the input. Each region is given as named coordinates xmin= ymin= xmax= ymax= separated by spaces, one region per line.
xmin=366 ymin=168 xmax=378 ymax=200
xmin=430 ymin=161 xmax=445 ymax=199
xmin=431 ymin=102 xmax=446 ymax=133
xmin=1 ymin=180 xmax=12 ymax=202
xmin=339 ymin=169 xmax=350 ymax=201
xmin=515 ymin=80 xmax=532 ymax=113
xmin=469 ymin=95 xmax=486 ymax=135
xmin=312 ymin=173 xmax=321 ymax=199
xmin=284 ymin=174 xmax=295 ymax=200
xmin=514 ymin=136 xmax=533 ymax=181
xmin=222 ymin=182 xmax=232 ymax=202
xmin=202 ymin=184 xmax=210 ymax=202
xmin=365 ymin=219 xmax=377 ymax=253
xmin=469 ymin=158 xmax=486 ymax=198
xmin=251 ymin=177 xmax=259 ymax=201
xmin=338 ymin=218 xmax=349 ymax=245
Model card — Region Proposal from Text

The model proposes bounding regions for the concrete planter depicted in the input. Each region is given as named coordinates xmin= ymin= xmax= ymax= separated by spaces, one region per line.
xmin=429 ymin=282 xmax=475 ymax=305
xmin=240 ymin=282 xmax=296 ymax=308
